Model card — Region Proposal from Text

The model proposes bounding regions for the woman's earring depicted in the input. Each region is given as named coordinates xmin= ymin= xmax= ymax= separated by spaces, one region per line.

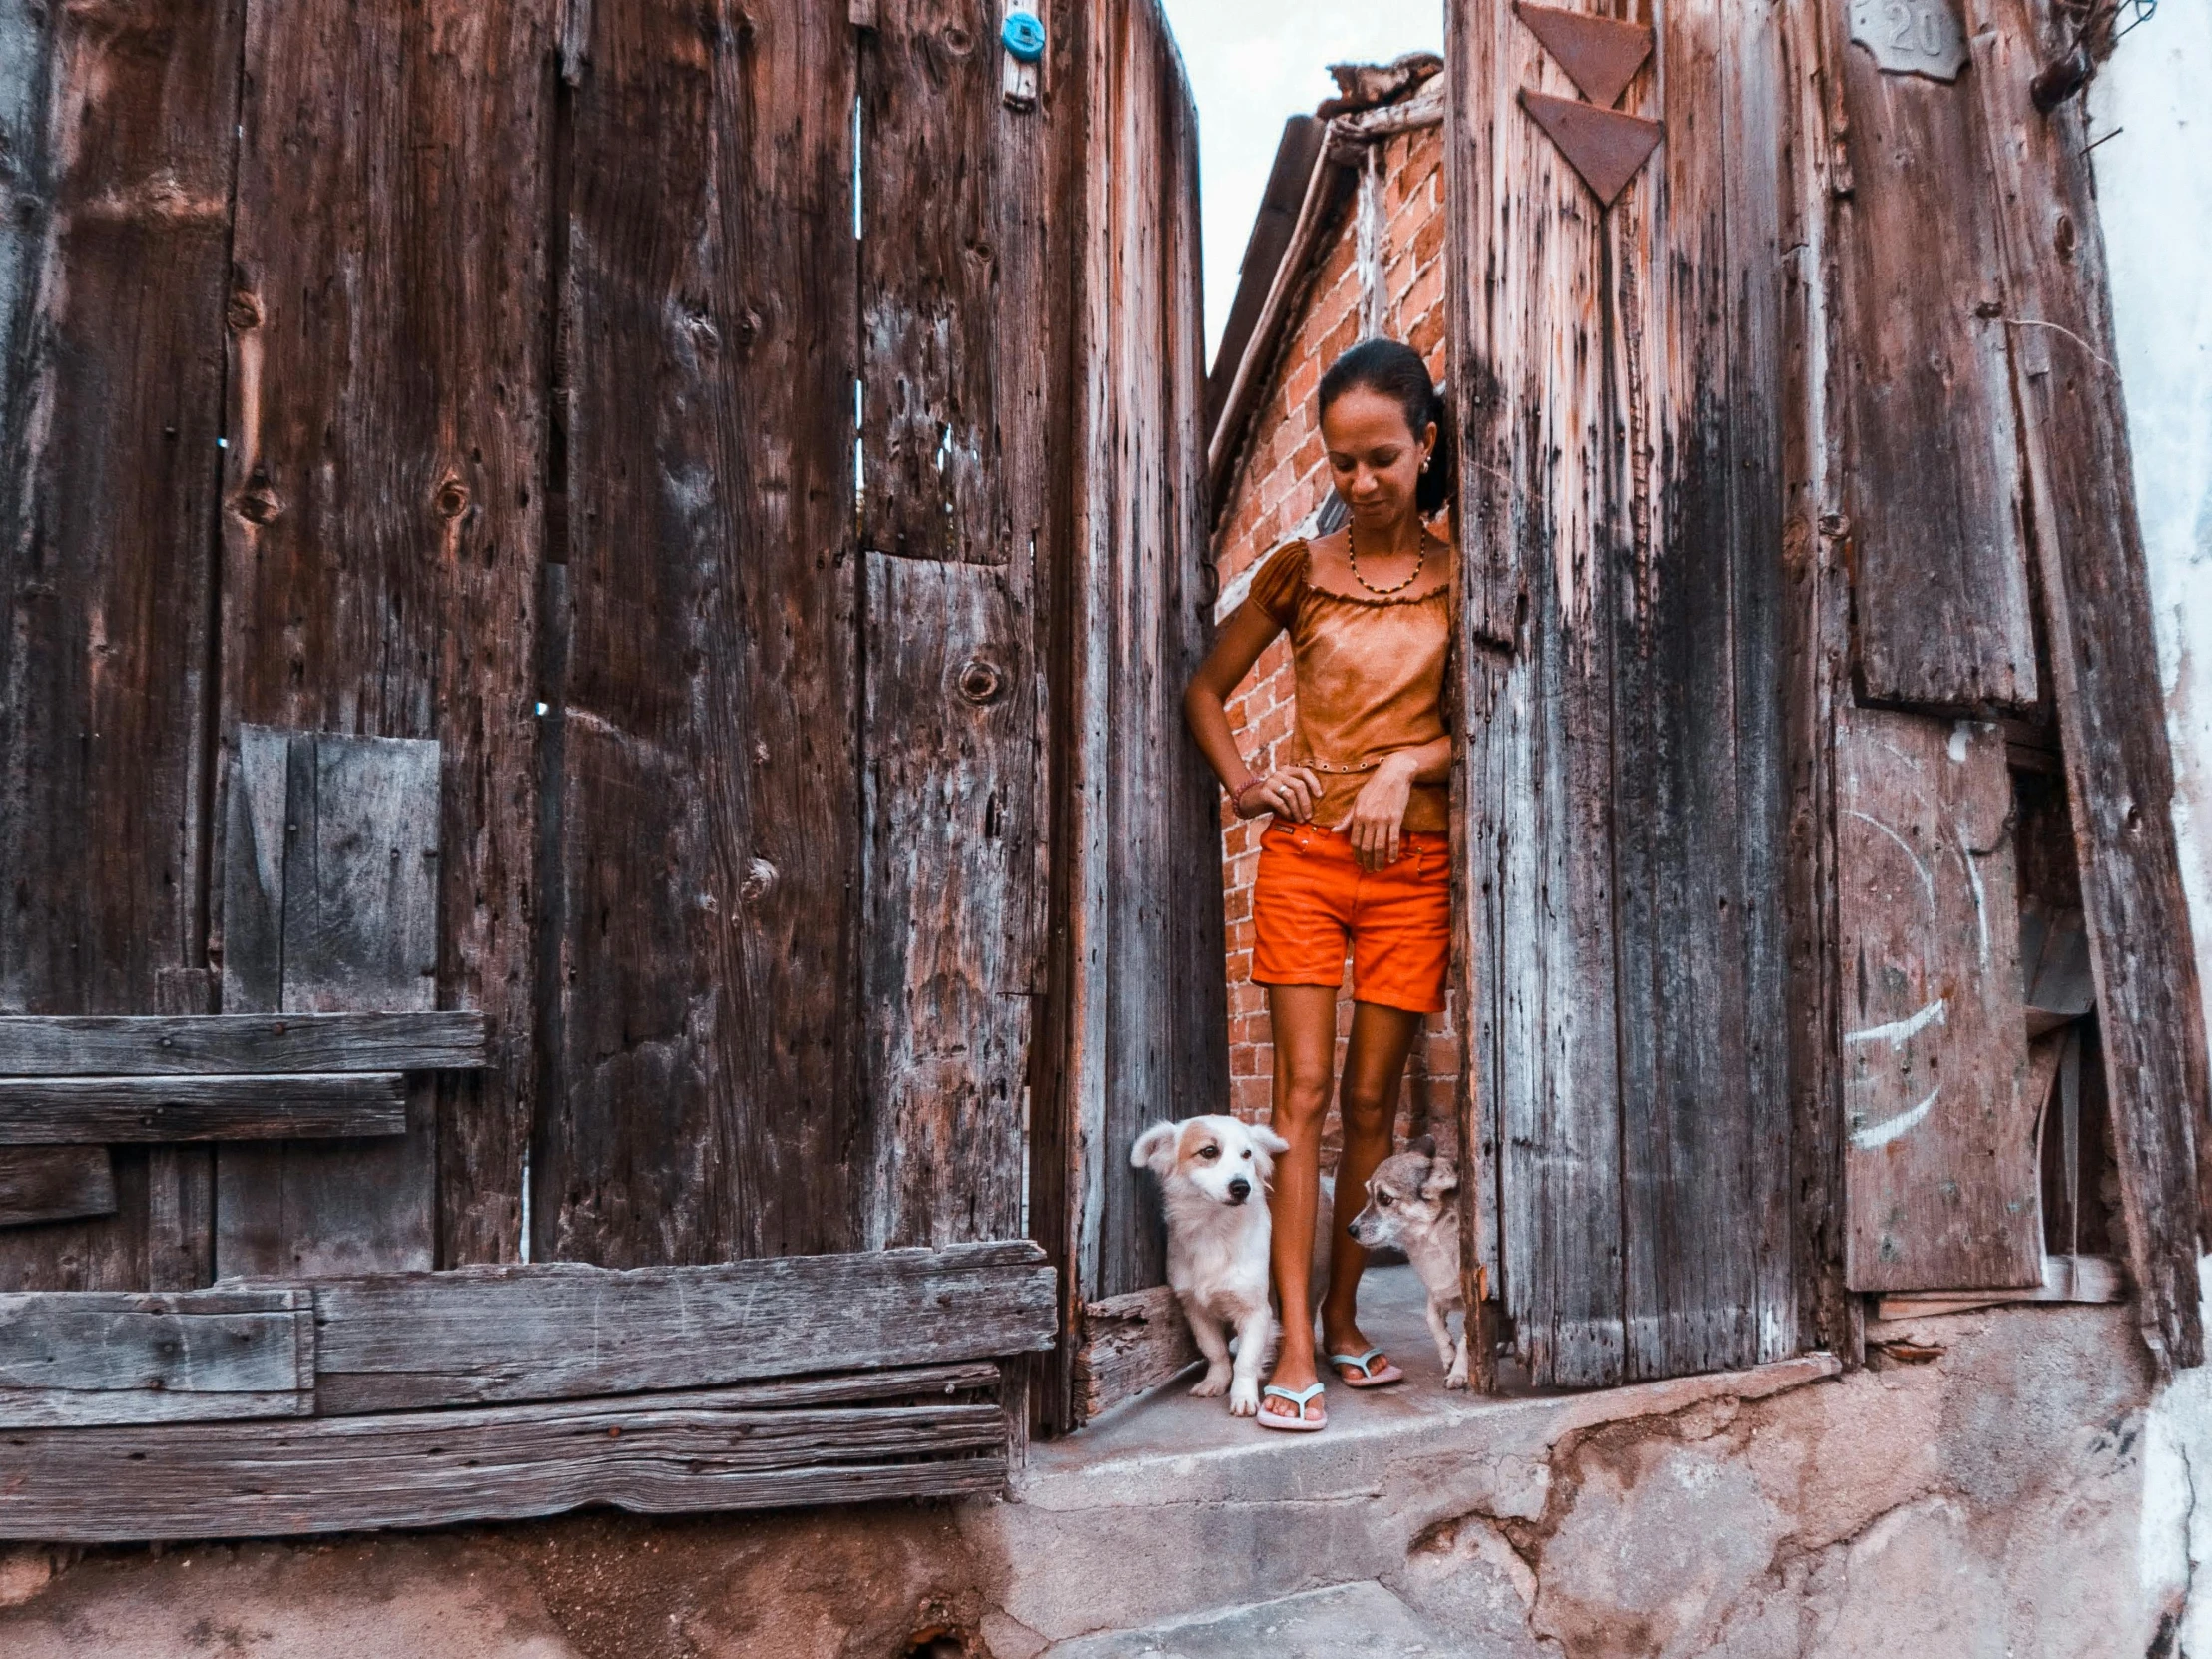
xmin=1420 ymin=454 xmax=1431 ymax=473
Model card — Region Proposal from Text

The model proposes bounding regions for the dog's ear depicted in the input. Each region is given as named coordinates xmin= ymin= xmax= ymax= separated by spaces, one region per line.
xmin=1405 ymin=1132 xmax=1437 ymax=1161
xmin=1421 ymin=1157 xmax=1459 ymax=1202
xmin=1131 ymin=1122 xmax=1180 ymax=1174
xmin=1249 ymin=1124 xmax=1291 ymax=1157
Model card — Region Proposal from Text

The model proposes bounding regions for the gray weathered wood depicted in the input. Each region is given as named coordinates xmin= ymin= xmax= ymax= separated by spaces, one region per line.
xmin=0 ymin=0 xmax=244 ymax=1294
xmin=862 ymin=556 xmax=1037 ymax=1248
xmin=0 ymin=1014 xmax=484 ymax=1077
xmin=0 ymin=1075 xmax=405 ymax=1145
xmin=308 ymin=1240 xmax=1057 ymax=1413
xmin=0 ymin=1288 xmax=309 ymax=1426
xmin=1828 ymin=0 xmax=2037 ymax=712
xmin=1839 ymin=707 xmax=2038 ymax=1291
xmin=1072 ymin=1285 xmax=1201 ymax=1420
xmin=217 ymin=733 xmax=439 ymax=1280
xmin=1873 ymin=1254 xmax=2125 ymax=1321
xmin=1449 ymin=0 xmax=1800 ymax=1386
xmin=0 ymin=1151 xmax=118 ymax=1230
xmin=0 ymin=1391 xmax=1007 ymax=1542
xmin=1968 ymin=0 xmax=2212 ymax=1372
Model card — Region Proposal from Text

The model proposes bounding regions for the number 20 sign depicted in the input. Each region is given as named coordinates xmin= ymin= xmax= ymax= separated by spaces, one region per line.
xmin=1849 ymin=0 xmax=1967 ymax=81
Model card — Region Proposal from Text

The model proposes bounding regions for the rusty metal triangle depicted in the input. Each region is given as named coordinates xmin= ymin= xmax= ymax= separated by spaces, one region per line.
xmin=1514 ymin=3 xmax=1654 ymax=109
xmin=1519 ymin=91 xmax=1663 ymax=208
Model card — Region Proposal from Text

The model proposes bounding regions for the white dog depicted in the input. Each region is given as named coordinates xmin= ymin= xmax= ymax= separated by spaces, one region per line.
xmin=1131 ymin=1115 xmax=1289 ymax=1416
xmin=1347 ymin=1134 xmax=1469 ymax=1389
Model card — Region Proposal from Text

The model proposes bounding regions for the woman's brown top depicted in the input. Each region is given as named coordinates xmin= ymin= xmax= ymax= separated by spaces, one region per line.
xmin=1248 ymin=536 xmax=1453 ymax=835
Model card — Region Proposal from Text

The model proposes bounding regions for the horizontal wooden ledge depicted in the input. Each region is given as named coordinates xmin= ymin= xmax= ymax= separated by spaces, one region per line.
xmin=0 ymin=1381 xmax=1010 ymax=1541
xmin=0 ymin=1074 xmax=407 ymax=1143
xmin=303 ymin=1239 xmax=1058 ymax=1413
xmin=0 ymin=1012 xmax=485 ymax=1076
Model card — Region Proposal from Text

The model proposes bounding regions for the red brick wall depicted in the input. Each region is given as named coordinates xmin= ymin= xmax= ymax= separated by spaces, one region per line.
xmin=1211 ymin=120 xmax=1458 ymax=1169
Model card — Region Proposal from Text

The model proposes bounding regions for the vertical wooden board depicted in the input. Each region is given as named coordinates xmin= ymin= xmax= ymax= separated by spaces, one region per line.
xmin=541 ymin=0 xmax=862 ymax=1265
xmin=0 ymin=0 xmax=243 ymax=1290
xmin=1612 ymin=0 xmax=1795 ymax=1380
xmin=1828 ymin=11 xmax=2035 ymax=713
xmin=1449 ymin=0 xmax=1627 ymax=1388
xmin=217 ymin=735 xmax=439 ymax=1280
xmin=862 ymin=556 xmax=1035 ymax=1246
xmin=1969 ymin=0 xmax=2211 ymax=1369
xmin=1838 ymin=706 xmax=2038 ymax=1291
xmin=861 ymin=0 xmax=1001 ymax=564
xmin=217 ymin=0 xmax=549 ymax=1269
xmin=1070 ymin=0 xmax=1218 ymax=1306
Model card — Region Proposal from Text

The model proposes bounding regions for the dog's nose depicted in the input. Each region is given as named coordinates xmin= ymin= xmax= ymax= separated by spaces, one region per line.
xmin=1227 ymin=1177 xmax=1251 ymax=1203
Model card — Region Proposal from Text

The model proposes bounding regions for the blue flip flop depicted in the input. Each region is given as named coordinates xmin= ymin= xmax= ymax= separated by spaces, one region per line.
xmin=1329 ymin=1347 xmax=1404 ymax=1388
xmin=1255 ymin=1381 xmax=1328 ymax=1431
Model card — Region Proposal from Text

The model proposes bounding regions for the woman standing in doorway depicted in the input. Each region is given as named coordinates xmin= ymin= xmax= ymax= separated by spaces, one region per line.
xmin=1184 ymin=339 xmax=1455 ymax=1432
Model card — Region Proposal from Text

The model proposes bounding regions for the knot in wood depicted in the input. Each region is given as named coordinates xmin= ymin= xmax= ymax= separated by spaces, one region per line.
xmin=942 ymin=24 xmax=973 ymax=53
xmin=434 ymin=477 xmax=470 ymax=519
xmin=234 ymin=477 xmax=284 ymax=525
xmin=956 ymin=657 xmax=1004 ymax=706
xmin=2053 ymin=214 xmax=2076 ymax=260
xmin=740 ymin=858 xmax=778 ymax=903
xmin=684 ymin=312 xmax=721 ymax=355
xmin=227 ymin=290 xmax=263 ymax=331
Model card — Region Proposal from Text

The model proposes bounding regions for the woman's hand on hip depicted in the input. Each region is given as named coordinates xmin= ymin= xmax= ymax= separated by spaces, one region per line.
xmin=1237 ymin=764 xmax=1324 ymax=823
xmin=1339 ymin=755 xmax=1416 ymax=869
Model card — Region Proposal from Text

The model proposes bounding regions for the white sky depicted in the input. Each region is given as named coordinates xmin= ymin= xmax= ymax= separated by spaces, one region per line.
xmin=1156 ymin=0 xmax=1446 ymax=365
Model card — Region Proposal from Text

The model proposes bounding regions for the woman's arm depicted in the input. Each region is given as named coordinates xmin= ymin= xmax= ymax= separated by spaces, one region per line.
xmin=1338 ymin=734 xmax=1451 ymax=869
xmin=1184 ymin=603 xmax=1324 ymax=823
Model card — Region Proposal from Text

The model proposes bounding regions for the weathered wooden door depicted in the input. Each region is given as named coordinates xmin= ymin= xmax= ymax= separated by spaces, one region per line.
xmin=1448 ymin=0 xmax=1809 ymax=1388
xmin=1448 ymin=0 xmax=2212 ymax=1384
xmin=0 ymin=0 xmax=1213 ymax=1529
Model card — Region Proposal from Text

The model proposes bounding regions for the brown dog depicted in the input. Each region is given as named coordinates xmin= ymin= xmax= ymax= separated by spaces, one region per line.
xmin=1347 ymin=1134 xmax=1467 ymax=1388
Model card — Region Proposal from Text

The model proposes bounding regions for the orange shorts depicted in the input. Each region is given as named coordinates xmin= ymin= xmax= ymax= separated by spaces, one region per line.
xmin=1252 ymin=821 xmax=1451 ymax=1014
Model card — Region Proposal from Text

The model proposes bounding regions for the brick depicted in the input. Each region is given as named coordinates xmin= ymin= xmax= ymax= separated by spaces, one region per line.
xmin=1226 ymin=918 xmax=1255 ymax=952
xmin=1229 ymin=980 xmax=1266 ymax=1016
xmin=1413 ymin=211 xmax=1446 ymax=266
xmin=1230 ymin=1042 xmax=1262 ymax=1078
xmin=1252 ymin=701 xmax=1294 ymax=747
xmin=1321 ymin=307 xmax=1360 ymax=367
xmin=1285 ymin=351 xmax=1320 ymax=410
xmin=1231 ymin=1076 xmax=1272 ymax=1117
xmin=1224 ymin=885 xmax=1252 ymax=924
xmin=1292 ymin=431 xmax=1326 ymax=477
xmin=1400 ymin=262 xmax=1444 ymax=327
xmin=1407 ymin=306 xmax=1446 ymax=361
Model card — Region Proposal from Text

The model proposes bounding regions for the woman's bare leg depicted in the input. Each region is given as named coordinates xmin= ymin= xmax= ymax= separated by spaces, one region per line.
xmin=1320 ymin=1000 xmax=1424 ymax=1373
xmin=1259 ymin=984 xmax=1338 ymax=1423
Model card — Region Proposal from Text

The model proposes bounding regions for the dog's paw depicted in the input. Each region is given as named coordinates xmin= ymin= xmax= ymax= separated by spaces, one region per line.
xmin=1445 ymin=1358 xmax=1470 ymax=1391
xmin=1189 ymin=1367 xmax=1232 ymax=1398
xmin=1228 ymin=1380 xmax=1261 ymax=1416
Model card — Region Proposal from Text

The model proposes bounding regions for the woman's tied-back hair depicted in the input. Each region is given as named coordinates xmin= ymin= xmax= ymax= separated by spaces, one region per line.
xmin=1317 ymin=338 xmax=1456 ymax=518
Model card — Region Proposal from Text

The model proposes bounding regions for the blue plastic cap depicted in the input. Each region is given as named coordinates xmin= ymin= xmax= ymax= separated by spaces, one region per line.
xmin=1002 ymin=11 xmax=1046 ymax=62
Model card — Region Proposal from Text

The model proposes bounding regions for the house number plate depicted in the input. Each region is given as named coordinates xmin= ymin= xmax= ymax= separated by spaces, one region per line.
xmin=1849 ymin=0 xmax=1966 ymax=81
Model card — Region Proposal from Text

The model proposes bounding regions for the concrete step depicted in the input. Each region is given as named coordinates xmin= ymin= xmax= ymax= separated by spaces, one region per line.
xmin=1041 ymin=1580 xmax=1474 ymax=1658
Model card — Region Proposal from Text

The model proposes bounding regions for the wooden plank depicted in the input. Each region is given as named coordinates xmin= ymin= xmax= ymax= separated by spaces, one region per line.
xmin=1968 ymin=0 xmax=2211 ymax=1372
xmin=0 ymin=1392 xmax=1007 ymax=1542
xmin=309 ymin=1240 xmax=1057 ymax=1413
xmin=0 ymin=1075 xmax=406 ymax=1144
xmin=1775 ymin=0 xmax=1856 ymax=1366
xmin=862 ymin=558 xmax=1037 ymax=1247
xmin=860 ymin=0 xmax=1003 ymax=565
xmin=1873 ymin=1254 xmax=2126 ymax=1321
xmin=0 ymin=1288 xmax=309 ymax=1426
xmin=1838 ymin=707 xmax=2038 ymax=1291
xmin=0 ymin=1013 xmax=485 ymax=1077
xmin=0 ymin=1150 xmax=117 ymax=1230
xmin=1827 ymin=2 xmax=2036 ymax=711
xmin=217 ymin=736 xmax=438 ymax=1279
xmin=539 ymin=0 xmax=862 ymax=1265
xmin=1448 ymin=0 xmax=1629 ymax=1389
xmin=1610 ymin=0 xmax=1795 ymax=1379
xmin=1071 ymin=1285 xmax=1200 ymax=1420
xmin=1070 ymin=0 xmax=1223 ymax=1321
xmin=0 ymin=0 xmax=244 ymax=1292
xmin=146 ymin=966 xmax=216 ymax=1291
xmin=1450 ymin=0 xmax=1802 ymax=1385
xmin=217 ymin=0 xmax=549 ymax=1270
